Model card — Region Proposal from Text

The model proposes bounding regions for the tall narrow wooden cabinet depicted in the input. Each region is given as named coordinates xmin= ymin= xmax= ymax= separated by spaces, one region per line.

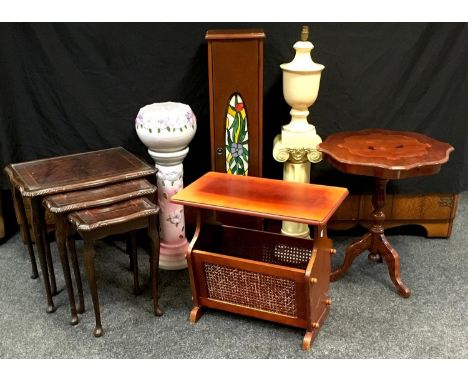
xmin=206 ymin=29 xmax=265 ymax=177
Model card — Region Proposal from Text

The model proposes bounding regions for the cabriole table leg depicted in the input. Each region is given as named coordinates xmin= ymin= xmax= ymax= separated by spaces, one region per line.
xmin=330 ymin=232 xmax=372 ymax=281
xmin=12 ymin=187 xmax=39 ymax=279
xmin=55 ymin=216 xmax=78 ymax=325
xmin=83 ymin=239 xmax=103 ymax=337
xmin=67 ymin=231 xmax=85 ymax=314
xmin=378 ymin=235 xmax=411 ymax=298
xmin=149 ymin=215 xmax=163 ymax=316
xmin=40 ymin=211 xmax=57 ymax=295
xmin=30 ymin=198 xmax=56 ymax=313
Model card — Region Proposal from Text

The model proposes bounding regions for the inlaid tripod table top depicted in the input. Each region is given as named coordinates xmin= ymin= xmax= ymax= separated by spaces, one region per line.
xmin=171 ymin=172 xmax=348 ymax=226
xmin=319 ymin=129 xmax=454 ymax=179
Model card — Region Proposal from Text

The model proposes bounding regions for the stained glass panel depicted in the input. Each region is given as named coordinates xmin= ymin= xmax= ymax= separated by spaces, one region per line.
xmin=225 ymin=93 xmax=249 ymax=175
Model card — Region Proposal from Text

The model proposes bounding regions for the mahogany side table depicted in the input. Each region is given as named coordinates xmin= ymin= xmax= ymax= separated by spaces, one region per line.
xmin=4 ymin=147 xmax=156 ymax=313
xmin=319 ymin=129 xmax=454 ymax=298
xmin=43 ymin=178 xmax=157 ymax=325
xmin=68 ymin=197 xmax=162 ymax=337
xmin=172 ymin=172 xmax=348 ymax=350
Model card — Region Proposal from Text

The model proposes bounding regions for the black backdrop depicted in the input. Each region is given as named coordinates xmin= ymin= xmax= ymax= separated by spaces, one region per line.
xmin=1 ymin=22 xmax=467 ymax=194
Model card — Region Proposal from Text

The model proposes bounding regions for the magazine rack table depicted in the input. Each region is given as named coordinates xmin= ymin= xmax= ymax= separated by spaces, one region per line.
xmin=4 ymin=147 xmax=155 ymax=313
xmin=319 ymin=129 xmax=454 ymax=298
xmin=172 ymin=172 xmax=348 ymax=350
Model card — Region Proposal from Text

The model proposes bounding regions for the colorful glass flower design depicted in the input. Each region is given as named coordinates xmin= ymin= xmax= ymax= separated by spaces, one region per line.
xmin=225 ymin=93 xmax=249 ymax=175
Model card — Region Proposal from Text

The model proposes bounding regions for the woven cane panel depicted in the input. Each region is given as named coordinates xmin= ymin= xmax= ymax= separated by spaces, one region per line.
xmin=261 ymin=243 xmax=311 ymax=269
xmin=203 ymin=263 xmax=298 ymax=317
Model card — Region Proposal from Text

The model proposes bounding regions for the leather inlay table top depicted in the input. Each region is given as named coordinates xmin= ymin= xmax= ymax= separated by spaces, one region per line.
xmin=5 ymin=147 xmax=155 ymax=197
xmin=43 ymin=178 xmax=156 ymax=214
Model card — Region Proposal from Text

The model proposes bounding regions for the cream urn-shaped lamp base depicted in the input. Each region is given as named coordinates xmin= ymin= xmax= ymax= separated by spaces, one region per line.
xmin=136 ymin=102 xmax=197 ymax=270
xmin=273 ymin=27 xmax=325 ymax=239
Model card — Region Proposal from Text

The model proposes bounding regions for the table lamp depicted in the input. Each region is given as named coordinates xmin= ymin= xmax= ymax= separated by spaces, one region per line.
xmin=273 ymin=26 xmax=325 ymax=238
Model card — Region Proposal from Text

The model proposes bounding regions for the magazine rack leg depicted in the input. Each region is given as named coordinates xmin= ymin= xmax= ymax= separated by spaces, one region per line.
xmin=189 ymin=305 xmax=203 ymax=323
xmin=186 ymin=209 xmax=204 ymax=323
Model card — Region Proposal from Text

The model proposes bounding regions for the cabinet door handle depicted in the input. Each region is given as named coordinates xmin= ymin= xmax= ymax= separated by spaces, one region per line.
xmin=216 ymin=147 xmax=223 ymax=155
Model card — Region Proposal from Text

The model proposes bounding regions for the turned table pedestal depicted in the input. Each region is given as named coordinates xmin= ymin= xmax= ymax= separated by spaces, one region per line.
xmin=319 ymin=129 xmax=454 ymax=298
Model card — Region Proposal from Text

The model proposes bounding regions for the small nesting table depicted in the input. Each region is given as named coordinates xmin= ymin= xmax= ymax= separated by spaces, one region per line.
xmin=43 ymin=178 xmax=158 ymax=325
xmin=4 ymin=147 xmax=155 ymax=313
xmin=172 ymin=172 xmax=348 ymax=350
xmin=319 ymin=129 xmax=454 ymax=297
xmin=68 ymin=197 xmax=162 ymax=337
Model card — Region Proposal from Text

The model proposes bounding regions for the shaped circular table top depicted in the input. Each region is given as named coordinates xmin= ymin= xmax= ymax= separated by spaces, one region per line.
xmin=318 ymin=129 xmax=454 ymax=179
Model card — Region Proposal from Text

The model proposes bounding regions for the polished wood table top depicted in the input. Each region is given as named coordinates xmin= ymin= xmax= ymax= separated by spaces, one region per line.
xmin=319 ymin=129 xmax=454 ymax=179
xmin=68 ymin=197 xmax=159 ymax=232
xmin=205 ymin=29 xmax=266 ymax=40
xmin=5 ymin=147 xmax=155 ymax=197
xmin=171 ymin=172 xmax=348 ymax=226
xmin=43 ymin=178 xmax=156 ymax=214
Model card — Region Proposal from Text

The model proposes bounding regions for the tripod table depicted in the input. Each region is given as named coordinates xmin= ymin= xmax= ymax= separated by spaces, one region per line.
xmin=319 ymin=129 xmax=454 ymax=297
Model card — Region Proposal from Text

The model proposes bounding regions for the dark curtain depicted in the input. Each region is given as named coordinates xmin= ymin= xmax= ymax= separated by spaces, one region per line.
xmin=1 ymin=22 xmax=467 ymax=194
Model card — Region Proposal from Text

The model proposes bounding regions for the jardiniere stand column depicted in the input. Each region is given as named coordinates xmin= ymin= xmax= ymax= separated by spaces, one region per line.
xmin=136 ymin=102 xmax=197 ymax=269
xmin=273 ymin=26 xmax=325 ymax=239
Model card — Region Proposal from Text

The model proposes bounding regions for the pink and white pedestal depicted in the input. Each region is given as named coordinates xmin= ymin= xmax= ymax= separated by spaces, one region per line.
xmin=135 ymin=102 xmax=197 ymax=270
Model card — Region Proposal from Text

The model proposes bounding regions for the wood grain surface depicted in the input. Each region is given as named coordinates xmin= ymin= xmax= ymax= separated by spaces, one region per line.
xmin=206 ymin=29 xmax=265 ymax=40
xmin=319 ymin=129 xmax=454 ymax=179
xmin=172 ymin=172 xmax=348 ymax=225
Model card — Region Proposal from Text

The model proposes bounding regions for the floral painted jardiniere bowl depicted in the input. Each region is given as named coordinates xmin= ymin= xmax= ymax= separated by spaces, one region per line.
xmin=135 ymin=102 xmax=197 ymax=153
